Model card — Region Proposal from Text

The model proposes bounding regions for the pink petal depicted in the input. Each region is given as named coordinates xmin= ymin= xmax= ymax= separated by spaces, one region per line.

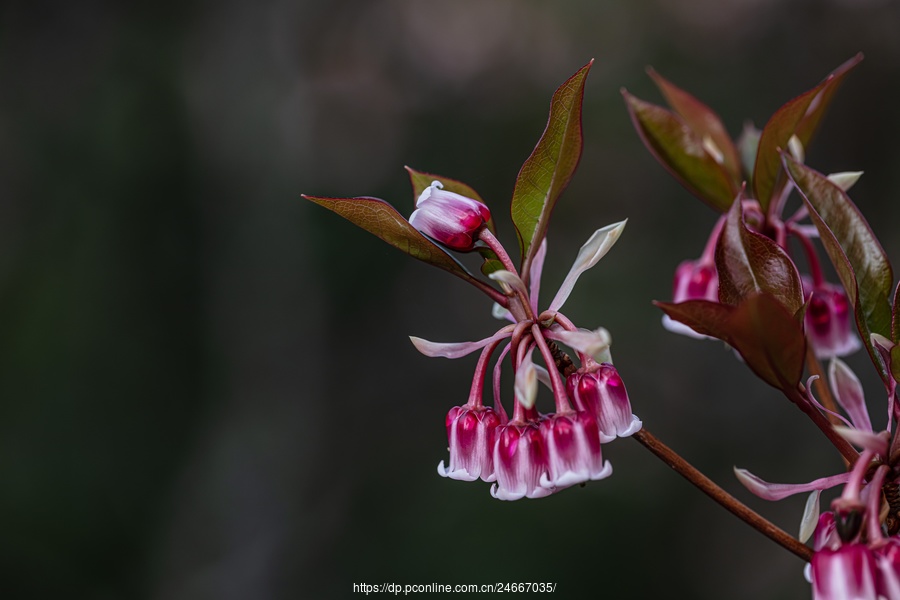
xmin=409 ymin=326 xmax=514 ymax=359
xmin=734 ymin=467 xmax=852 ymax=501
xmin=829 ymin=357 xmax=873 ymax=433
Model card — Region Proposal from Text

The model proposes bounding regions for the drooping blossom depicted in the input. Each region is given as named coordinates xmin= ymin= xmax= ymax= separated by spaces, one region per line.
xmin=412 ymin=218 xmax=632 ymax=500
xmin=802 ymin=277 xmax=861 ymax=359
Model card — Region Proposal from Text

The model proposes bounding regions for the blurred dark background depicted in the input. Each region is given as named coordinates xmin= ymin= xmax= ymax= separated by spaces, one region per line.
xmin=3 ymin=1 xmax=900 ymax=598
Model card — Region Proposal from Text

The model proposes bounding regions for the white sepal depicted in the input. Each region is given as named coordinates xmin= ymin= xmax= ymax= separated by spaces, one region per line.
xmin=549 ymin=220 xmax=627 ymax=312
xmin=799 ymin=490 xmax=821 ymax=543
xmin=515 ymin=347 xmax=538 ymax=410
xmin=489 ymin=269 xmax=529 ymax=298
xmin=826 ymin=171 xmax=863 ymax=192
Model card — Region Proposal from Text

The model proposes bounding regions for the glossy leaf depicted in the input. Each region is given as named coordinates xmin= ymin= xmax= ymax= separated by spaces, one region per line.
xmin=752 ymin=78 xmax=830 ymax=212
xmin=656 ymin=294 xmax=806 ymax=392
xmin=512 ymin=60 xmax=592 ymax=277
xmin=715 ymin=192 xmax=804 ymax=313
xmin=893 ymin=282 xmax=900 ymax=343
xmin=304 ymin=195 xmax=484 ymax=286
xmin=406 ymin=166 xmax=485 ymax=204
xmin=404 ymin=166 xmax=501 ymax=275
xmin=784 ymin=156 xmax=893 ymax=384
xmin=794 ymin=53 xmax=864 ymax=150
xmin=892 ymin=344 xmax=900 ymax=386
xmin=647 ymin=67 xmax=741 ymax=184
xmin=623 ymin=90 xmax=737 ymax=212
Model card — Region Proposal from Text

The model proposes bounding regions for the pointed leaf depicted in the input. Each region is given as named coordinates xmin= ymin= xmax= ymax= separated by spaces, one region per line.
xmin=647 ymin=67 xmax=741 ymax=184
xmin=657 ymin=294 xmax=806 ymax=392
xmin=304 ymin=195 xmax=484 ymax=286
xmin=406 ymin=166 xmax=485 ymax=204
xmin=623 ymin=90 xmax=738 ymax=211
xmin=794 ymin=53 xmax=864 ymax=150
xmin=512 ymin=60 xmax=592 ymax=276
xmin=715 ymin=192 xmax=804 ymax=313
xmin=752 ymin=77 xmax=830 ymax=211
xmin=784 ymin=156 xmax=893 ymax=385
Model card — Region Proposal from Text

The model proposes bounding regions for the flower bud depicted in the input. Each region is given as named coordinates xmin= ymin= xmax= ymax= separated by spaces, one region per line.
xmin=409 ymin=181 xmax=491 ymax=251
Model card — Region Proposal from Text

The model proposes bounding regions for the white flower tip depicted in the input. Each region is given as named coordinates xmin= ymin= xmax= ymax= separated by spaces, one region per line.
xmin=871 ymin=332 xmax=895 ymax=352
xmin=489 ymin=269 xmax=527 ymax=296
xmin=826 ymin=171 xmax=863 ymax=192
xmin=733 ymin=467 xmax=772 ymax=499
xmin=799 ymin=490 xmax=821 ymax=543
xmin=515 ymin=361 xmax=538 ymax=410
xmin=788 ymin=134 xmax=805 ymax=163
xmin=415 ymin=180 xmax=444 ymax=206
xmin=492 ymin=302 xmax=512 ymax=321
xmin=702 ymin=135 xmax=724 ymax=164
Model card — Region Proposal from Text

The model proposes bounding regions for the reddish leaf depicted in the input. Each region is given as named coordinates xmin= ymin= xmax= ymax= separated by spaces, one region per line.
xmin=304 ymin=194 xmax=486 ymax=286
xmin=654 ymin=299 xmax=733 ymax=339
xmin=405 ymin=166 xmax=485 ymax=204
xmin=794 ymin=53 xmax=864 ymax=150
xmin=784 ymin=155 xmax=893 ymax=385
xmin=753 ymin=78 xmax=830 ymax=212
xmin=647 ymin=67 xmax=741 ymax=185
xmin=512 ymin=61 xmax=592 ymax=279
xmin=657 ymin=294 xmax=806 ymax=393
xmin=715 ymin=191 xmax=804 ymax=314
xmin=623 ymin=90 xmax=738 ymax=212
xmin=892 ymin=282 xmax=900 ymax=344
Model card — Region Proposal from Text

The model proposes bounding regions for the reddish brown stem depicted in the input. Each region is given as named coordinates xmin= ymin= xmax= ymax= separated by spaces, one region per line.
xmin=632 ymin=428 xmax=812 ymax=562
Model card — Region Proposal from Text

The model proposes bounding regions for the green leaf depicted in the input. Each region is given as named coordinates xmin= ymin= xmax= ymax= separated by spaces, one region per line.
xmin=715 ymin=191 xmax=804 ymax=313
xmin=303 ymin=194 xmax=486 ymax=286
xmin=784 ymin=155 xmax=893 ymax=384
xmin=623 ymin=90 xmax=738 ymax=212
xmin=794 ymin=53 xmax=864 ymax=150
xmin=647 ymin=67 xmax=742 ymax=185
xmin=893 ymin=282 xmax=900 ymax=343
xmin=752 ymin=78 xmax=829 ymax=212
xmin=404 ymin=166 xmax=501 ymax=276
xmin=657 ymin=294 xmax=806 ymax=393
xmin=512 ymin=60 xmax=592 ymax=277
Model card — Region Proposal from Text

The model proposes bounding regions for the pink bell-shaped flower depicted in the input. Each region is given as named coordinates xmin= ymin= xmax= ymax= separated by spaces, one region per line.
xmin=803 ymin=277 xmax=861 ymax=359
xmin=567 ymin=364 xmax=641 ymax=442
xmin=809 ymin=544 xmax=878 ymax=600
xmin=438 ymin=405 xmax=501 ymax=482
xmin=538 ymin=411 xmax=612 ymax=491
xmin=409 ymin=181 xmax=491 ymax=251
xmin=490 ymin=422 xmax=552 ymax=501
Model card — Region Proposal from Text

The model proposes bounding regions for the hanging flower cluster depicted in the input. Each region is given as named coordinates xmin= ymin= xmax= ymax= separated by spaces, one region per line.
xmin=735 ymin=350 xmax=900 ymax=600
xmin=305 ymin=61 xmax=639 ymax=501
xmin=627 ymin=53 xmax=900 ymax=598
xmin=410 ymin=181 xmax=638 ymax=499
xmin=307 ymin=51 xmax=900 ymax=596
